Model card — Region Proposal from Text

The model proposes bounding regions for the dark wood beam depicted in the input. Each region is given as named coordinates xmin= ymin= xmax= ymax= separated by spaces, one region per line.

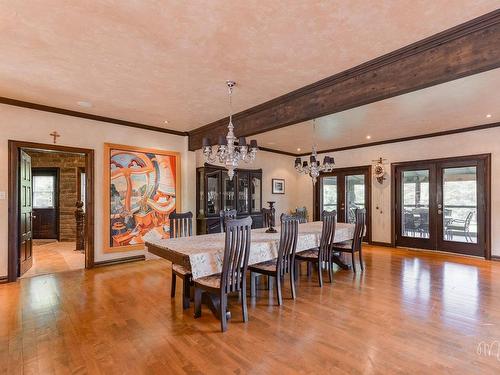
xmin=0 ymin=97 xmax=188 ymax=137
xmin=189 ymin=10 xmax=500 ymax=150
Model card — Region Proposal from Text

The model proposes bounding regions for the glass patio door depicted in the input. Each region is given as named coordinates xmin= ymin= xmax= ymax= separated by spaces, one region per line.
xmin=317 ymin=166 xmax=371 ymax=241
xmin=395 ymin=156 xmax=488 ymax=257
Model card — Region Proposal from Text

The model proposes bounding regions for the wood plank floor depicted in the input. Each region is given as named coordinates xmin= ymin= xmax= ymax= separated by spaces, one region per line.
xmin=1 ymin=245 xmax=500 ymax=374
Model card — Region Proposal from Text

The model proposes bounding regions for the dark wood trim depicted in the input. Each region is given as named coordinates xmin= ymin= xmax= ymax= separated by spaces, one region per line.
xmin=370 ymin=241 xmax=393 ymax=248
xmin=8 ymin=140 xmax=95 ymax=282
xmin=188 ymin=10 xmax=500 ymax=150
xmin=300 ymin=122 xmax=500 ymax=157
xmin=0 ymin=276 xmax=8 ymax=284
xmin=0 ymin=97 xmax=188 ymax=137
xmin=491 ymin=255 xmax=500 ymax=261
xmin=93 ymin=255 xmax=146 ymax=267
xmin=259 ymin=147 xmax=299 ymax=157
xmin=390 ymin=153 xmax=491 ymax=259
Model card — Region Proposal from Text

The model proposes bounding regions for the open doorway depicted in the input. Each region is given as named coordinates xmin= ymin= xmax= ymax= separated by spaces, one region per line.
xmin=8 ymin=141 xmax=94 ymax=282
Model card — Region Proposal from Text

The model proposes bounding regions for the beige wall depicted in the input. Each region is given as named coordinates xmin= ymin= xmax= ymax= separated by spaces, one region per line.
xmin=0 ymin=104 xmax=196 ymax=277
xmin=295 ymin=127 xmax=500 ymax=256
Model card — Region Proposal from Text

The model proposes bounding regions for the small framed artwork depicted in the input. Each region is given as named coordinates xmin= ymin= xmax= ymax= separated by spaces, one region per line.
xmin=272 ymin=179 xmax=285 ymax=194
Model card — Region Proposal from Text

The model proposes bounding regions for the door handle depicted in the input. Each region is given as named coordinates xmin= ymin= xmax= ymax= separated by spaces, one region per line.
xmin=437 ymin=210 xmax=442 ymax=215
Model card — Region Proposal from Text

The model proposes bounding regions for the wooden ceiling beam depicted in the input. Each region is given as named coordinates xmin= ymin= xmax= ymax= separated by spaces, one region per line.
xmin=188 ymin=10 xmax=500 ymax=151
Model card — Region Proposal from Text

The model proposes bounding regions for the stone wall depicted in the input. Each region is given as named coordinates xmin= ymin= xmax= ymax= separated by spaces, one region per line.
xmin=27 ymin=150 xmax=86 ymax=242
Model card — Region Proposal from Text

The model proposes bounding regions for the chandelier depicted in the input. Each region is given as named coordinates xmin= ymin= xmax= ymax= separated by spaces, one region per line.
xmin=202 ymin=81 xmax=258 ymax=180
xmin=294 ymin=120 xmax=334 ymax=184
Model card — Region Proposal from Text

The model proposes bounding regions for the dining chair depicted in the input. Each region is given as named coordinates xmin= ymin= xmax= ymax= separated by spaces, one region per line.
xmin=445 ymin=211 xmax=475 ymax=242
xmin=294 ymin=210 xmax=336 ymax=287
xmin=249 ymin=214 xmax=299 ymax=305
xmin=262 ymin=208 xmax=273 ymax=228
xmin=219 ymin=209 xmax=237 ymax=233
xmin=331 ymin=208 xmax=366 ymax=273
xmin=194 ymin=216 xmax=252 ymax=332
xmin=169 ymin=211 xmax=194 ymax=309
xmin=295 ymin=207 xmax=308 ymax=223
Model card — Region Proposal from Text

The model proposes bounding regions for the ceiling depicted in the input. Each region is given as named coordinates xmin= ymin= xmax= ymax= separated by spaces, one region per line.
xmin=253 ymin=68 xmax=500 ymax=154
xmin=0 ymin=1 xmax=498 ymax=132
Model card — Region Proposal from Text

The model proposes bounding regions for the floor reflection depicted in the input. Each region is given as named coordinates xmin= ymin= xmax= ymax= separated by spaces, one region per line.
xmin=401 ymin=258 xmax=431 ymax=318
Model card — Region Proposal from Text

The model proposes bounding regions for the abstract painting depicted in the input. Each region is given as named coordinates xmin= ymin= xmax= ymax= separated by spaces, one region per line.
xmin=103 ymin=143 xmax=181 ymax=253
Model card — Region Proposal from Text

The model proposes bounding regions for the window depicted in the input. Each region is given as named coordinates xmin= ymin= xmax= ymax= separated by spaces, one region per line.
xmin=33 ymin=175 xmax=56 ymax=208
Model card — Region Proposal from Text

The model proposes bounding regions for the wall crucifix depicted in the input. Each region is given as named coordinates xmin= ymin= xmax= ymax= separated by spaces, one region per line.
xmin=50 ymin=131 xmax=60 ymax=144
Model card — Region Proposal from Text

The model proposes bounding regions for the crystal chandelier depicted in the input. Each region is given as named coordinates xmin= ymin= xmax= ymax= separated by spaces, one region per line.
xmin=294 ymin=120 xmax=334 ymax=184
xmin=202 ymin=81 xmax=258 ymax=180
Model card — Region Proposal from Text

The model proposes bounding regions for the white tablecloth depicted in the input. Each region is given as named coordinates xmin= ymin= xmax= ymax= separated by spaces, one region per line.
xmin=146 ymin=221 xmax=356 ymax=280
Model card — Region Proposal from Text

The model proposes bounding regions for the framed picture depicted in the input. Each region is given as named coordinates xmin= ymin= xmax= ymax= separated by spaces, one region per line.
xmin=272 ymin=178 xmax=285 ymax=194
xmin=103 ymin=143 xmax=181 ymax=253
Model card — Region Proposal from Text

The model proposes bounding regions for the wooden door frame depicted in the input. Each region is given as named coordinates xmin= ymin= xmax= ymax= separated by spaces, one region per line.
xmin=32 ymin=167 xmax=60 ymax=241
xmin=313 ymin=165 xmax=372 ymax=243
xmin=8 ymin=140 xmax=95 ymax=282
xmin=390 ymin=153 xmax=491 ymax=259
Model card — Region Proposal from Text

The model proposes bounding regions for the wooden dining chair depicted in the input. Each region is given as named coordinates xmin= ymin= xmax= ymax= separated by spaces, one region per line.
xmin=332 ymin=208 xmax=366 ymax=272
xmin=249 ymin=214 xmax=299 ymax=305
xmin=262 ymin=208 xmax=273 ymax=228
xmin=295 ymin=210 xmax=336 ymax=287
xmin=194 ymin=216 xmax=252 ymax=332
xmin=219 ymin=209 xmax=237 ymax=233
xmin=169 ymin=211 xmax=193 ymax=309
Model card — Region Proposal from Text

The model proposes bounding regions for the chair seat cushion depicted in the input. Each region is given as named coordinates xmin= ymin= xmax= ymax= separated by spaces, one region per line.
xmin=249 ymin=259 xmax=277 ymax=272
xmin=332 ymin=240 xmax=352 ymax=250
xmin=172 ymin=263 xmax=191 ymax=275
xmin=296 ymin=249 xmax=319 ymax=259
xmin=195 ymin=273 xmax=221 ymax=289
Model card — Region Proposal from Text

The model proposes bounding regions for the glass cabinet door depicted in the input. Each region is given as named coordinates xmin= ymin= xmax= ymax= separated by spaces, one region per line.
xmin=222 ymin=171 xmax=236 ymax=211
xmin=250 ymin=173 xmax=262 ymax=213
xmin=237 ymin=172 xmax=249 ymax=214
xmin=206 ymin=170 xmax=221 ymax=216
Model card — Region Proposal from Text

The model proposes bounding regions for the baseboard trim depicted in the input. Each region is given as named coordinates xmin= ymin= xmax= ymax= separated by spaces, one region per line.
xmin=93 ymin=255 xmax=146 ymax=267
xmin=0 ymin=275 xmax=8 ymax=284
xmin=370 ymin=241 xmax=394 ymax=247
xmin=491 ymin=255 xmax=500 ymax=261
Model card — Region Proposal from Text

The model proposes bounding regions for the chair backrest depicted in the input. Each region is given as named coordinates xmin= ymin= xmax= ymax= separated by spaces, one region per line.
xmin=464 ymin=211 xmax=474 ymax=229
xmin=353 ymin=208 xmax=366 ymax=251
xmin=276 ymin=214 xmax=299 ymax=274
xmin=221 ymin=216 xmax=253 ymax=294
xmin=319 ymin=210 xmax=336 ymax=262
xmin=262 ymin=208 xmax=273 ymax=228
xmin=295 ymin=207 xmax=307 ymax=223
xmin=169 ymin=211 xmax=193 ymax=238
xmin=219 ymin=209 xmax=237 ymax=233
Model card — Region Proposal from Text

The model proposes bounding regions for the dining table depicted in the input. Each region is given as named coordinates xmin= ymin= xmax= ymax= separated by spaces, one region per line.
xmin=146 ymin=221 xmax=357 ymax=281
xmin=146 ymin=221 xmax=357 ymax=319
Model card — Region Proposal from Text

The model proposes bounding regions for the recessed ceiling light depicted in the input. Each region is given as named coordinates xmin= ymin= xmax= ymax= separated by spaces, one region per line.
xmin=297 ymin=148 xmax=301 ymax=152
xmin=267 ymin=141 xmax=276 ymax=145
xmin=164 ymin=120 xmax=169 ymax=124
xmin=77 ymin=101 xmax=92 ymax=108
xmin=486 ymin=114 xmax=492 ymax=118
xmin=366 ymin=135 xmax=372 ymax=140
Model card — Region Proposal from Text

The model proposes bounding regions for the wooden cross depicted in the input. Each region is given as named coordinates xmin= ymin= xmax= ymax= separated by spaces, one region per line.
xmin=50 ymin=131 xmax=60 ymax=144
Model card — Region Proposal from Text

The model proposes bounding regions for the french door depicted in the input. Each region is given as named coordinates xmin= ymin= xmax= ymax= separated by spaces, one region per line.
xmin=394 ymin=155 xmax=490 ymax=257
xmin=315 ymin=166 xmax=371 ymax=241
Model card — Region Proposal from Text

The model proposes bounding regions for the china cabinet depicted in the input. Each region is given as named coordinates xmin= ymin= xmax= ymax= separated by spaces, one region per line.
xmin=196 ymin=163 xmax=263 ymax=234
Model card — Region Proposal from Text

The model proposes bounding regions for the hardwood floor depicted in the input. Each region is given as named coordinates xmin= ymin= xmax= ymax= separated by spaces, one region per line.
xmin=1 ymin=245 xmax=500 ymax=374
xmin=20 ymin=242 xmax=85 ymax=279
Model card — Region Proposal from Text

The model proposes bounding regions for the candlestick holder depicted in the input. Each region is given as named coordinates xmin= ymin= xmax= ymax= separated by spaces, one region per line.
xmin=265 ymin=201 xmax=277 ymax=233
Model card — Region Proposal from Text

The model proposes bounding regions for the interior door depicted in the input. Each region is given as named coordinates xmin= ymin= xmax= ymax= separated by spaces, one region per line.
xmin=19 ymin=150 xmax=33 ymax=276
xmin=395 ymin=155 xmax=488 ymax=257
xmin=32 ymin=168 xmax=59 ymax=239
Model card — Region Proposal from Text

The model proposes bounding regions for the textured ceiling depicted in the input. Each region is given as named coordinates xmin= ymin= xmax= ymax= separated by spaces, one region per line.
xmin=252 ymin=68 xmax=500 ymax=153
xmin=0 ymin=1 xmax=498 ymax=131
